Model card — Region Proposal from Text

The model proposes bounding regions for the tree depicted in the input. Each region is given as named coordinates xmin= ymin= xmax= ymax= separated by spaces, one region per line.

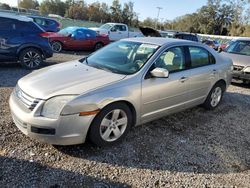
xmin=65 ymin=1 xmax=88 ymax=20
xmin=110 ymin=0 xmax=122 ymax=22
xmin=40 ymin=0 xmax=67 ymax=16
xmin=19 ymin=0 xmax=39 ymax=9
xmin=0 ymin=3 xmax=11 ymax=10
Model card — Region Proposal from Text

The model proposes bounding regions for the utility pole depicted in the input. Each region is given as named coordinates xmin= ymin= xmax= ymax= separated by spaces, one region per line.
xmin=17 ymin=0 xmax=20 ymax=13
xmin=155 ymin=7 xmax=163 ymax=29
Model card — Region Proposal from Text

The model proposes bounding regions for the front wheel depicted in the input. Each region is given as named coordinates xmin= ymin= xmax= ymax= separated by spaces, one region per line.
xmin=203 ymin=82 xmax=225 ymax=110
xmin=89 ymin=103 xmax=132 ymax=146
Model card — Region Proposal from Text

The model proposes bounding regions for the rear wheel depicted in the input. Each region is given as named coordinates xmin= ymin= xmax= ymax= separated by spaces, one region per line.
xmin=19 ymin=48 xmax=43 ymax=70
xmin=203 ymin=82 xmax=225 ymax=110
xmin=89 ymin=103 xmax=132 ymax=146
xmin=94 ymin=42 xmax=104 ymax=51
xmin=51 ymin=41 xmax=62 ymax=52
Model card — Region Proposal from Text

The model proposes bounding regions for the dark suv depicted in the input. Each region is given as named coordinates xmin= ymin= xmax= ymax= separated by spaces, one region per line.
xmin=139 ymin=27 xmax=199 ymax=42
xmin=0 ymin=13 xmax=53 ymax=69
xmin=28 ymin=16 xmax=61 ymax=32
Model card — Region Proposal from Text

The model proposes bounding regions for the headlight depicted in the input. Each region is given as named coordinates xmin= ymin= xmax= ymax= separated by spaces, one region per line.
xmin=41 ymin=95 xmax=76 ymax=119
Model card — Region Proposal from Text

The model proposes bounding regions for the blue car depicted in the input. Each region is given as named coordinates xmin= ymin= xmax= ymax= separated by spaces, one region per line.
xmin=28 ymin=15 xmax=61 ymax=32
xmin=0 ymin=13 xmax=53 ymax=69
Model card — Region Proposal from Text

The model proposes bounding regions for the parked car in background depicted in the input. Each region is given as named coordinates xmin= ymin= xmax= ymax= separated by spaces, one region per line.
xmin=219 ymin=40 xmax=232 ymax=51
xmin=10 ymin=38 xmax=232 ymax=146
xmin=28 ymin=15 xmax=61 ymax=32
xmin=221 ymin=38 xmax=250 ymax=84
xmin=90 ymin=23 xmax=143 ymax=41
xmin=139 ymin=27 xmax=199 ymax=42
xmin=48 ymin=27 xmax=110 ymax=52
xmin=0 ymin=13 xmax=53 ymax=69
xmin=202 ymin=39 xmax=218 ymax=50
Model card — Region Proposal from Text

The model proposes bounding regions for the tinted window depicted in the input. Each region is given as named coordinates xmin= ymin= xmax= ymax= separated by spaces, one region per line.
xmin=0 ymin=17 xmax=16 ymax=30
xmin=226 ymin=41 xmax=250 ymax=56
xmin=189 ymin=47 xmax=215 ymax=68
xmin=16 ymin=21 xmax=42 ymax=33
xmin=155 ymin=47 xmax=186 ymax=72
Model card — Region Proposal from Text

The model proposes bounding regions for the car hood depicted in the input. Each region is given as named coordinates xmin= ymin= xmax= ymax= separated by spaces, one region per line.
xmin=139 ymin=26 xmax=161 ymax=37
xmin=18 ymin=61 xmax=126 ymax=99
xmin=221 ymin=52 xmax=250 ymax=67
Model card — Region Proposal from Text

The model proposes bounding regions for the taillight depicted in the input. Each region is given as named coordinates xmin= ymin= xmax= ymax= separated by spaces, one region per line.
xmin=39 ymin=32 xmax=50 ymax=38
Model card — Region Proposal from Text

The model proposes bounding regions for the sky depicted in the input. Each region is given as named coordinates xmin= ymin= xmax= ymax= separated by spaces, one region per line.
xmin=1 ymin=0 xmax=208 ymax=21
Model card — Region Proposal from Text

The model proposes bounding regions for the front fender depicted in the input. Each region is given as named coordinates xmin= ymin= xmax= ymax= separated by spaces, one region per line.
xmin=61 ymin=81 xmax=141 ymax=125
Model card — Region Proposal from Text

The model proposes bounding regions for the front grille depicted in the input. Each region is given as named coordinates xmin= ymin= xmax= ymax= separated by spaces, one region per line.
xmin=14 ymin=86 xmax=41 ymax=111
xmin=233 ymin=65 xmax=244 ymax=71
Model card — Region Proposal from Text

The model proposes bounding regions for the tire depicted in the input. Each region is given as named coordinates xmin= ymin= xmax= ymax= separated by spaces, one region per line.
xmin=202 ymin=82 xmax=225 ymax=110
xmin=51 ymin=41 xmax=62 ymax=52
xmin=19 ymin=48 xmax=43 ymax=70
xmin=94 ymin=42 xmax=104 ymax=51
xmin=89 ymin=103 xmax=132 ymax=146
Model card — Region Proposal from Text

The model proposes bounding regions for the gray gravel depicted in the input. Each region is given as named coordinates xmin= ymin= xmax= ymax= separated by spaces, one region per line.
xmin=0 ymin=53 xmax=250 ymax=187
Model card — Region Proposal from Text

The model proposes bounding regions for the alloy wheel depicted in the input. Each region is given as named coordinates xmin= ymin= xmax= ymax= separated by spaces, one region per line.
xmin=210 ymin=87 xmax=222 ymax=107
xmin=23 ymin=51 xmax=42 ymax=68
xmin=99 ymin=109 xmax=128 ymax=142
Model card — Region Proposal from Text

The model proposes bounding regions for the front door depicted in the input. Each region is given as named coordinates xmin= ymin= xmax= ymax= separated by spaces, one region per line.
xmin=141 ymin=46 xmax=190 ymax=123
xmin=109 ymin=25 xmax=127 ymax=41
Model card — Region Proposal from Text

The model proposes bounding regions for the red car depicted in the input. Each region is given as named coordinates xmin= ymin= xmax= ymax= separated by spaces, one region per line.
xmin=47 ymin=27 xmax=110 ymax=52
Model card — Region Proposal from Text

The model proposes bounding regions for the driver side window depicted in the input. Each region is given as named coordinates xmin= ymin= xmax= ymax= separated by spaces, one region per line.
xmin=155 ymin=47 xmax=186 ymax=73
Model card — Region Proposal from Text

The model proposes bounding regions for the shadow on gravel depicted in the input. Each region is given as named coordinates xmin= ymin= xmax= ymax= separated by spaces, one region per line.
xmin=0 ymin=62 xmax=58 ymax=87
xmin=231 ymin=82 xmax=250 ymax=89
xmin=0 ymin=156 xmax=130 ymax=187
xmin=56 ymin=91 xmax=250 ymax=174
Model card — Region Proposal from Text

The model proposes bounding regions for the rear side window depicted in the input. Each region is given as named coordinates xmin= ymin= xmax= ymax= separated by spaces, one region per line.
xmin=189 ymin=46 xmax=216 ymax=68
xmin=16 ymin=21 xmax=43 ymax=33
xmin=0 ymin=17 xmax=16 ymax=31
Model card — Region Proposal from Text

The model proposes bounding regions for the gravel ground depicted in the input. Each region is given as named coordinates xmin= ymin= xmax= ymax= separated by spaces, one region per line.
xmin=0 ymin=52 xmax=250 ymax=187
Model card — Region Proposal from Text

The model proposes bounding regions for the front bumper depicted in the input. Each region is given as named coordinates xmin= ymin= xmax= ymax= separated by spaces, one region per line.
xmin=232 ymin=70 xmax=250 ymax=81
xmin=9 ymin=92 xmax=95 ymax=145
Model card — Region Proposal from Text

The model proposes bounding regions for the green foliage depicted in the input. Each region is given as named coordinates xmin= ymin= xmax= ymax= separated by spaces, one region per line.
xmin=19 ymin=0 xmax=39 ymax=9
xmin=167 ymin=0 xmax=250 ymax=36
xmin=39 ymin=0 xmax=68 ymax=16
xmin=0 ymin=3 xmax=11 ymax=10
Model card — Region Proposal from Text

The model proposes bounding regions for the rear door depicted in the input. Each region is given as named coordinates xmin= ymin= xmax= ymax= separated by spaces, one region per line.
xmin=184 ymin=46 xmax=218 ymax=107
xmin=0 ymin=17 xmax=18 ymax=61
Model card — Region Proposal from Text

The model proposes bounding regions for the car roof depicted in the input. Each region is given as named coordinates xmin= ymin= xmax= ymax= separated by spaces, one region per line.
xmin=233 ymin=37 xmax=250 ymax=41
xmin=122 ymin=37 xmax=197 ymax=46
xmin=28 ymin=15 xmax=56 ymax=21
xmin=0 ymin=12 xmax=33 ymax=22
xmin=64 ymin=26 xmax=94 ymax=31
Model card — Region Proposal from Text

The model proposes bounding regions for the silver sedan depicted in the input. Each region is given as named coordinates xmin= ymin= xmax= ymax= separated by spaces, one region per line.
xmin=9 ymin=37 xmax=233 ymax=146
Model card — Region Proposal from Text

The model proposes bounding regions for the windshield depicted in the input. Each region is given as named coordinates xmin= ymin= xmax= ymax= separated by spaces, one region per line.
xmin=100 ymin=24 xmax=113 ymax=30
xmin=225 ymin=40 xmax=250 ymax=56
xmin=82 ymin=41 xmax=159 ymax=75
xmin=58 ymin=27 xmax=76 ymax=36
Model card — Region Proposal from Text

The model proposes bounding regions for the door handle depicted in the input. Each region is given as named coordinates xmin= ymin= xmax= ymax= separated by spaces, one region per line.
xmin=179 ymin=76 xmax=189 ymax=83
xmin=212 ymin=69 xmax=217 ymax=75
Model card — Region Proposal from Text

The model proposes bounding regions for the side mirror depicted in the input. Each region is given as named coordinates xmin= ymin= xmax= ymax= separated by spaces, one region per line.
xmin=150 ymin=68 xmax=169 ymax=78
